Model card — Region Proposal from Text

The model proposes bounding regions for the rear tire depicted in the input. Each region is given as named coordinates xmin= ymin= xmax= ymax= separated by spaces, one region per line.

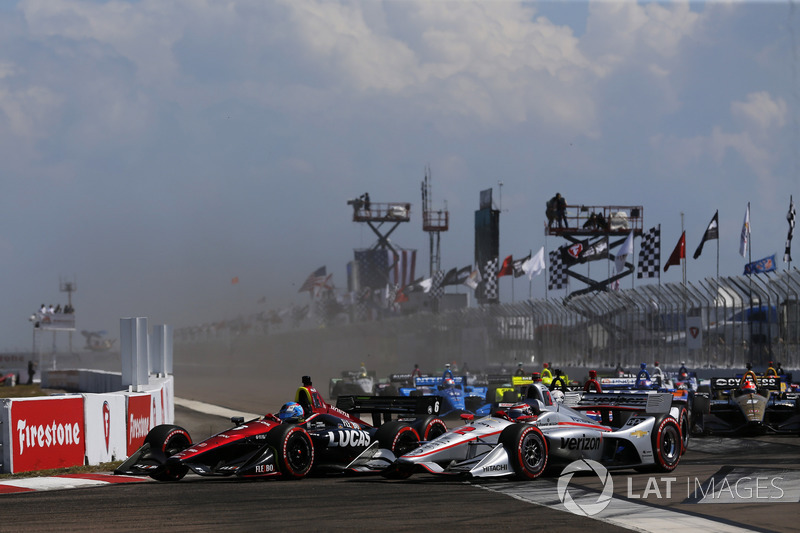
xmin=500 ymin=424 xmax=548 ymax=480
xmin=412 ymin=415 xmax=447 ymax=441
xmin=145 ymin=425 xmax=192 ymax=482
xmin=676 ymin=407 xmax=690 ymax=452
xmin=376 ymin=421 xmax=420 ymax=457
xmin=268 ymin=424 xmax=314 ymax=479
xmin=652 ymin=415 xmax=682 ymax=473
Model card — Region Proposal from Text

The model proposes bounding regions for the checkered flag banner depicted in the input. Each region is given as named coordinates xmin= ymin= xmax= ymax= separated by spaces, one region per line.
xmin=638 ymin=225 xmax=661 ymax=279
xmin=548 ymin=249 xmax=567 ymax=290
xmin=785 ymin=196 xmax=796 ymax=264
xmin=429 ymin=270 xmax=446 ymax=302
xmin=481 ymin=257 xmax=499 ymax=302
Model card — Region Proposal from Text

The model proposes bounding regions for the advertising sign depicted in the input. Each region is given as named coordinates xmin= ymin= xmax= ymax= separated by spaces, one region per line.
xmin=84 ymin=393 xmax=127 ymax=464
xmin=126 ymin=393 xmax=153 ymax=456
xmin=10 ymin=396 xmax=85 ymax=473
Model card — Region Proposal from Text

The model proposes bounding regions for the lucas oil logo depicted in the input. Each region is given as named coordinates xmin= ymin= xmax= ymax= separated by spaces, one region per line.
xmin=327 ymin=430 xmax=371 ymax=447
xmin=560 ymin=435 xmax=601 ymax=451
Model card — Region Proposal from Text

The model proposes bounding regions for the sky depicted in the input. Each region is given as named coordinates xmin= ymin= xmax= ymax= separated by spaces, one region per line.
xmin=1 ymin=0 xmax=799 ymax=352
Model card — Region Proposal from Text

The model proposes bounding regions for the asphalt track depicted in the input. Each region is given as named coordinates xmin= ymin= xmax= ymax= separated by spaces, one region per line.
xmin=3 ymin=352 xmax=799 ymax=532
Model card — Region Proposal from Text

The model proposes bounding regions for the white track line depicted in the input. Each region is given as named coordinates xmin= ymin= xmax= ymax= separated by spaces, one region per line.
xmin=174 ymin=397 xmax=260 ymax=420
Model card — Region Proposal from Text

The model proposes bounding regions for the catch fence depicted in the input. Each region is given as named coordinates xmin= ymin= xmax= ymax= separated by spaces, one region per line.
xmin=176 ymin=269 xmax=800 ymax=374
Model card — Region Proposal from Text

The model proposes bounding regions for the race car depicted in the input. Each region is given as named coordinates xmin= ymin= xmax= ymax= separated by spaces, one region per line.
xmin=115 ymin=376 xmax=447 ymax=481
xmin=399 ymin=367 xmax=489 ymax=416
xmin=373 ymin=385 xmax=683 ymax=480
xmin=692 ymin=372 xmax=800 ymax=436
xmin=329 ymin=367 xmax=377 ymax=399
xmin=590 ymin=365 xmax=692 ymax=449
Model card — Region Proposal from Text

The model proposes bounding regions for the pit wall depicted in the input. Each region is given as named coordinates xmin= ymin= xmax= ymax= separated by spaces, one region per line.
xmin=0 ymin=376 xmax=173 ymax=474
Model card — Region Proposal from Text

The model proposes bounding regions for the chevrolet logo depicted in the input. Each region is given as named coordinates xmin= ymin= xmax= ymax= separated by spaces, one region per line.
xmin=630 ymin=430 xmax=648 ymax=438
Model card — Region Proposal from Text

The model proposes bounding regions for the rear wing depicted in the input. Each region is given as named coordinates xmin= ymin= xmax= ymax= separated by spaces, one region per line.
xmin=414 ymin=376 xmax=464 ymax=387
xmin=711 ymin=376 xmax=781 ymax=391
xmin=571 ymin=391 xmax=673 ymax=415
xmin=342 ymin=370 xmax=377 ymax=379
xmin=599 ymin=377 xmax=637 ymax=388
xmin=336 ymin=395 xmax=443 ymax=417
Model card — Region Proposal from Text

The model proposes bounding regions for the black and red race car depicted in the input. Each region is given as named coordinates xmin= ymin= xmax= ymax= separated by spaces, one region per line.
xmin=115 ymin=376 xmax=446 ymax=481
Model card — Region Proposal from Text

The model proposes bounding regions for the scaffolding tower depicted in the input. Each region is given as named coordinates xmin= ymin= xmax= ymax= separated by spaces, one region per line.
xmin=545 ymin=204 xmax=645 ymax=299
xmin=421 ymin=167 xmax=449 ymax=277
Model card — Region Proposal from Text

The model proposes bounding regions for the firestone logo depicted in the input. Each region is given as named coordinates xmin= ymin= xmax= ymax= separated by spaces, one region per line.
xmin=129 ymin=413 xmax=151 ymax=444
xmin=16 ymin=419 xmax=81 ymax=454
xmin=557 ymin=459 xmax=614 ymax=517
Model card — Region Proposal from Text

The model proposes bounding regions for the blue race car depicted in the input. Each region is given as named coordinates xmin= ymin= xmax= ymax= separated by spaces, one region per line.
xmin=399 ymin=368 xmax=490 ymax=416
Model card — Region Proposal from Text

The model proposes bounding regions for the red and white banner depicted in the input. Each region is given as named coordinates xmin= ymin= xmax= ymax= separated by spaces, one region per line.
xmin=9 ymin=396 xmax=85 ymax=472
xmin=0 ymin=377 xmax=174 ymax=474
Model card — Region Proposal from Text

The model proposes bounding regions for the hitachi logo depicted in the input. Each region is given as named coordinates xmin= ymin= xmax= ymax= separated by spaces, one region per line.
xmin=16 ymin=419 xmax=81 ymax=454
xmin=483 ymin=464 xmax=508 ymax=472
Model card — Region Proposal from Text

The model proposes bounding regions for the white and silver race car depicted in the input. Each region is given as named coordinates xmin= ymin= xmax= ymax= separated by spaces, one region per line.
xmin=352 ymin=383 xmax=684 ymax=480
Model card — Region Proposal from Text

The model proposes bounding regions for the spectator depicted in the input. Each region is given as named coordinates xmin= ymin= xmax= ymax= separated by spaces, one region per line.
xmin=556 ymin=193 xmax=568 ymax=228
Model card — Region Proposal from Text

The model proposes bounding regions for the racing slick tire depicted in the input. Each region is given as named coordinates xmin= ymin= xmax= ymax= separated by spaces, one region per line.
xmin=145 ymin=424 xmax=192 ymax=482
xmin=675 ymin=407 xmax=690 ymax=452
xmin=376 ymin=420 xmax=421 ymax=457
xmin=412 ymin=415 xmax=447 ymax=442
xmin=651 ymin=415 xmax=682 ymax=473
xmin=267 ymin=424 xmax=315 ymax=479
xmin=500 ymin=424 xmax=548 ymax=480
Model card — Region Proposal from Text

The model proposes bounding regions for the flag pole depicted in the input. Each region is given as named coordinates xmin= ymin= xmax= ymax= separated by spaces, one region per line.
xmin=716 ymin=215 xmax=720 ymax=280
xmin=681 ymin=212 xmax=686 ymax=287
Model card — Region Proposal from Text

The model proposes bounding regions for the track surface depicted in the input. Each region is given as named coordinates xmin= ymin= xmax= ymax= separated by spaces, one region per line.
xmin=2 ymin=352 xmax=798 ymax=532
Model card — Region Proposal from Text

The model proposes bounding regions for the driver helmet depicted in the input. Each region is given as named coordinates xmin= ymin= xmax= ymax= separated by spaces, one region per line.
xmin=741 ymin=380 xmax=756 ymax=393
xmin=636 ymin=377 xmax=652 ymax=389
xmin=278 ymin=401 xmax=304 ymax=422
xmin=508 ymin=403 xmax=533 ymax=420
xmin=550 ymin=389 xmax=565 ymax=403
xmin=443 ymin=377 xmax=455 ymax=389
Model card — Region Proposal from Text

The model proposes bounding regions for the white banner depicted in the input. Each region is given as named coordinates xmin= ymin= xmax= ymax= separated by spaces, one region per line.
xmin=83 ymin=393 xmax=127 ymax=464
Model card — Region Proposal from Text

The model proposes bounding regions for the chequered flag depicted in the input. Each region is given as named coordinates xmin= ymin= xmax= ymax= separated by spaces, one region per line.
xmin=548 ymin=249 xmax=567 ymax=290
xmin=638 ymin=225 xmax=661 ymax=279
xmin=481 ymin=257 xmax=499 ymax=302
xmin=429 ymin=270 xmax=446 ymax=301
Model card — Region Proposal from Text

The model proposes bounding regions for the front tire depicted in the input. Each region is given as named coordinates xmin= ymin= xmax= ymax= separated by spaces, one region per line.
xmin=145 ymin=424 xmax=192 ymax=482
xmin=652 ymin=415 xmax=682 ymax=473
xmin=268 ymin=424 xmax=314 ymax=479
xmin=376 ymin=421 xmax=420 ymax=457
xmin=500 ymin=424 xmax=548 ymax=480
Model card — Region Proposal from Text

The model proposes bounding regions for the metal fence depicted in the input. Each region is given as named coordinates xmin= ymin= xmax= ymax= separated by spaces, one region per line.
xmin=176 ymin=269 xmax=800 ymax=374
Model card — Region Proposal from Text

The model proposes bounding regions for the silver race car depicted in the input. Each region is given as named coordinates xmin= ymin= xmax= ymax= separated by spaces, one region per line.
xmin=357 ymin=383 xmax=683 ymax=480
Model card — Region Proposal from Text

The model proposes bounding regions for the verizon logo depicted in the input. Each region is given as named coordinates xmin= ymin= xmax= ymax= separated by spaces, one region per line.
xmin=16 ymin=419 xmax=81 ymax=454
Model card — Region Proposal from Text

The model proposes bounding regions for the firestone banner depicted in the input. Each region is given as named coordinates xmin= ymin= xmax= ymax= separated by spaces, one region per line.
xmin=126 ymin=393 xmax=154 ymax=456
xmin=8 ymin=396 xmax=85 ymax=472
